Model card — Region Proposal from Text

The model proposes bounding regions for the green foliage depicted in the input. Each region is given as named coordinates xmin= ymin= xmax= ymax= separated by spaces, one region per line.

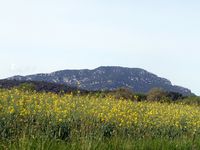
xmin=147 ymin=88 xmax=170 ymax=102
xmin=1 ymin=136 xmax=200 ymax=150
xmin=134 ymin=93 xmax=147 ymax=101
xmin=110 ymin=88 xmax=136 ymax=100
xmin=16 ymin=83 xmax=36 ymax=92
xmin=180 ymin=96 xmax=200 ymax=105
xmin=166 ymin=92 xmax=184 ymax=101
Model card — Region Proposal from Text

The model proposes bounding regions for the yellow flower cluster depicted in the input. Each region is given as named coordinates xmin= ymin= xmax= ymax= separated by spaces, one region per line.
xmin=0 ymin=89 xmax=200 ymax=135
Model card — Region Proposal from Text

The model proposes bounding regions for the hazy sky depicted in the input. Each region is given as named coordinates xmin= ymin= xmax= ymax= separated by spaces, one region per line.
xmin=0 ymin=0 xmax=199 ymax=95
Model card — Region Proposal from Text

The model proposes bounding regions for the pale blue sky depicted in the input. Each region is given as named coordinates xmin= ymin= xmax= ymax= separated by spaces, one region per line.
xmin=0 ymin=0 xmax=199 ymax=95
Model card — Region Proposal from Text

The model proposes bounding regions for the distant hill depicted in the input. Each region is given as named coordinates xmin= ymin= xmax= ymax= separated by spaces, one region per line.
xmin=7 ymin=66 xmax=193 ymax=96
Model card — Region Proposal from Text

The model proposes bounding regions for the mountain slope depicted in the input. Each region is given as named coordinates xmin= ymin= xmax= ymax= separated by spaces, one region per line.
xmin=7 ymin=66 xmax=192 ymax=95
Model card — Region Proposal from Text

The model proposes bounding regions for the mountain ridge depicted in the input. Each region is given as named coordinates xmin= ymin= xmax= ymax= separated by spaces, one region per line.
xmin=7 ymin=66 xmax=192 ymax=96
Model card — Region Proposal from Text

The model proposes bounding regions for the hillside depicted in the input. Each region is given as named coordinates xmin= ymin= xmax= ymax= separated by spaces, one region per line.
xmin=7 ymin=66 xmax=192 ymax=95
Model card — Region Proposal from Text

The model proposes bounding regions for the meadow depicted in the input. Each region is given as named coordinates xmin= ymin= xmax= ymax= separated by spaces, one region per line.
xmin=1 ymin=88 xmax=200 ymax=149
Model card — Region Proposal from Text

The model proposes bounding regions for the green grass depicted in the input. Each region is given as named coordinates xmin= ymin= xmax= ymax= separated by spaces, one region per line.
xmin=1 ymin=135 xmax=200 ymax=150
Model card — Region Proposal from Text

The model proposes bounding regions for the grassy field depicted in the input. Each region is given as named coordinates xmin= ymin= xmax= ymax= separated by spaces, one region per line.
xmin=1 ymin=88 xmax=200 ymax=149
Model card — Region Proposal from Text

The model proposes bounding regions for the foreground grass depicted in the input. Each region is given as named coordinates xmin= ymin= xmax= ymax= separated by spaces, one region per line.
xmin=1 ymin=89 xmax=200 ymax=149
xmin=1 ymin=136 xmax=200 ymax=150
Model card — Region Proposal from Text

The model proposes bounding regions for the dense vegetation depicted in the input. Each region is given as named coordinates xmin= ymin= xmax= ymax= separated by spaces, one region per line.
xmin=0 ymin=79 xmax=87 ymax=94
xmin=0 ymin=86 xmax=200 ymax=149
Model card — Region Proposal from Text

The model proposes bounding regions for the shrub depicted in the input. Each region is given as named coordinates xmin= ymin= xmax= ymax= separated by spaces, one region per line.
xmin=134 ymin=93 xmax=147 ymax=101
xmin=147 ymin=88 xmax=169 ymax=102
xmin=16 ymin=83 xmax=36 ymax=92
xmin=166 ymin=91 xmax=184 ymax=101
xmin=111 ymin=88 xmax=135 ymax=100
xmin=180 ymin=96 xmax=200 ymax=105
